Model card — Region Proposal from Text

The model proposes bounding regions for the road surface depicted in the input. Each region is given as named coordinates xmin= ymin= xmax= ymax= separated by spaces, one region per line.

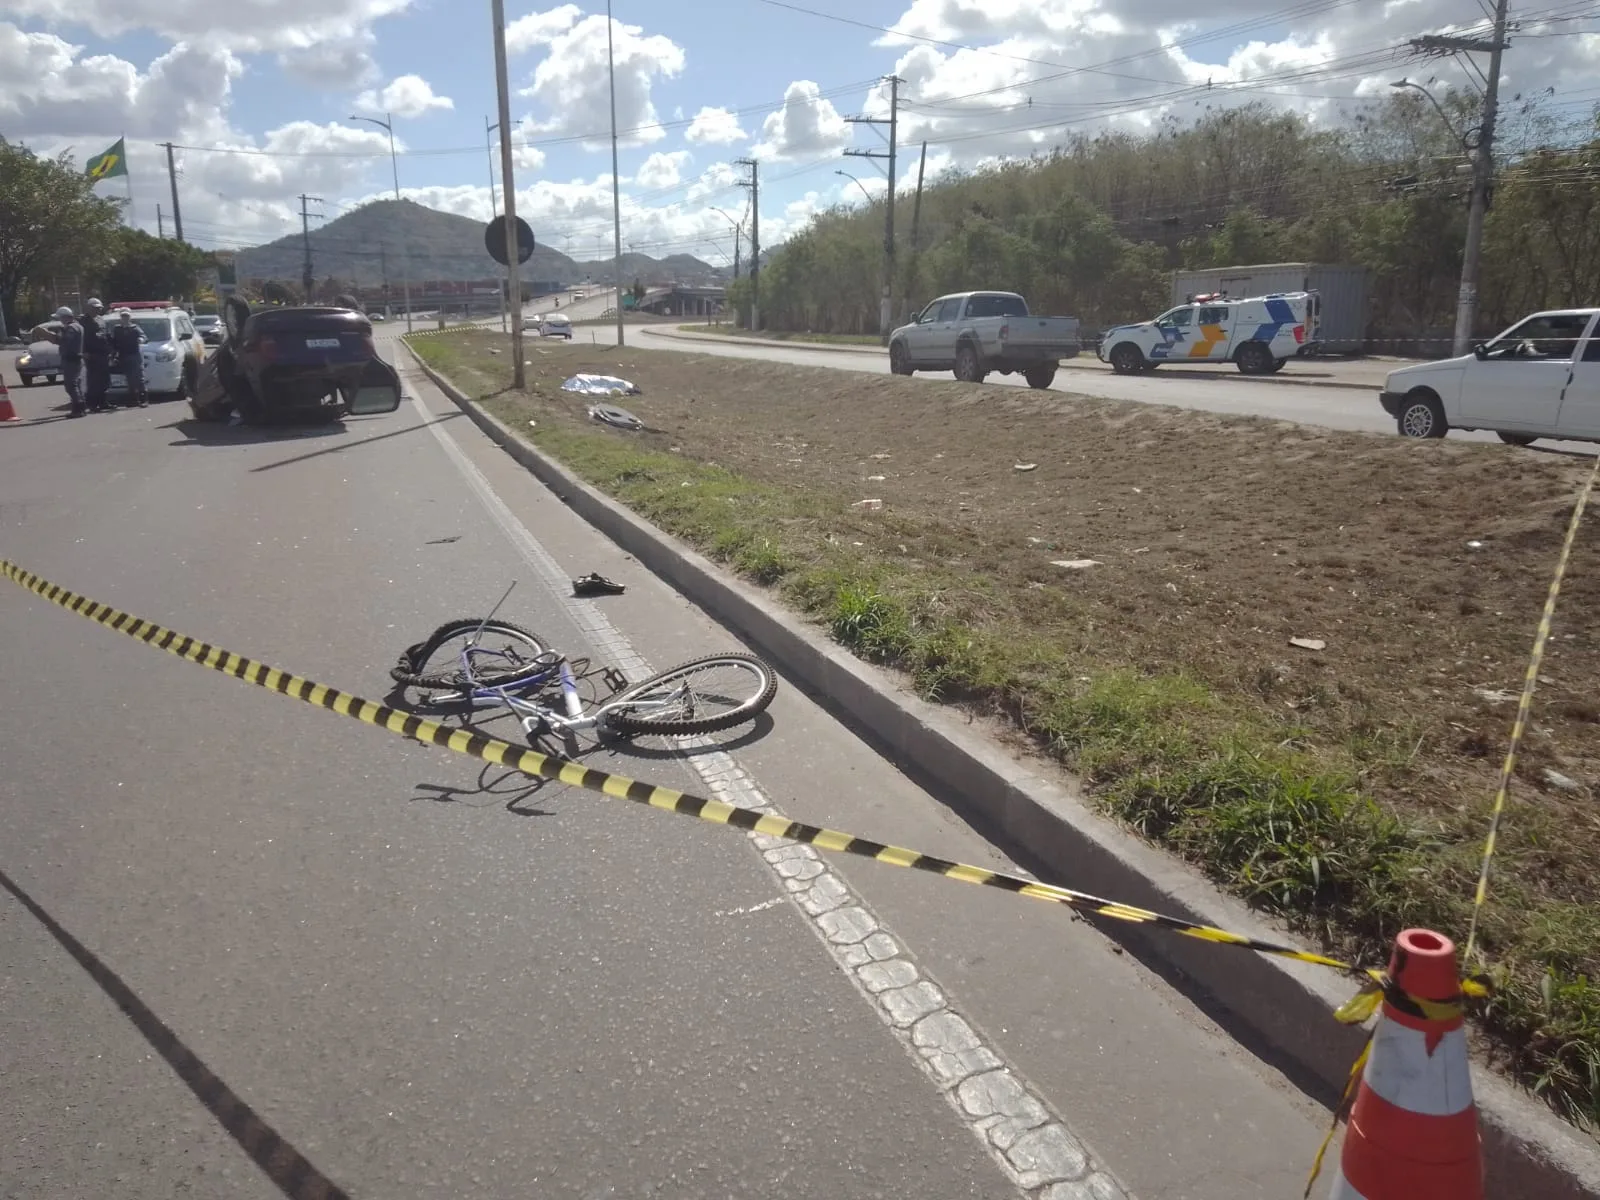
xmin=1 ymin=345 xmax=1333 ymax=1199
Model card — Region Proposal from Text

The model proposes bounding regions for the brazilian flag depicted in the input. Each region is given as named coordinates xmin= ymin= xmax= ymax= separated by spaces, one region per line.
xmin=85 ymin=138 xmax=128 ymax=181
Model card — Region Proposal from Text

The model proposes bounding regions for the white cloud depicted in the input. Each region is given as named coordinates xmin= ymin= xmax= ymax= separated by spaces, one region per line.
xmin=754 ymin=80 xmax=851 ymax=161
xmin=505 ymin=3 xmax=582 ymax=54
xmin=0 ymin=0 xmax=413 ymax=53
xmin=866 ymin=0 xmax=1600 ymax=165
xmin=278 ymin=36 xmax=379 ymax=89
xmin=635 ymin=150 xmax=691 ymax=190
xmin=0 ymin=27 xmax=239 ymax=140
xmin=355 ymin=73 xmax=454 ymax=119
xmin=685 ymin=105 xmax=748 ymax=145
xmin=515 ymin=10 xmax=686 ymax=148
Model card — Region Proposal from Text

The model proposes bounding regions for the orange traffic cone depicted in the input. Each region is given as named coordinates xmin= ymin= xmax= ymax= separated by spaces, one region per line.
xmin=1328 ymin=928 xmax=1483 ymax=1199
xmin=0 ymin=372 xmax=18 ymax=423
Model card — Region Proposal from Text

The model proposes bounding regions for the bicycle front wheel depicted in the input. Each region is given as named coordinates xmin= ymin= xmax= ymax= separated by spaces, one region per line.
xmin=391 ymin=618 xmax=552 ymax=696
xmin=605 ymin=653 xmax=777 ymax=735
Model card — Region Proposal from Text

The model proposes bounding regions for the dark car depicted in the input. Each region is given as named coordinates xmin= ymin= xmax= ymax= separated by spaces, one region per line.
xmin=189 ymin=297 xmax=402 ymax=425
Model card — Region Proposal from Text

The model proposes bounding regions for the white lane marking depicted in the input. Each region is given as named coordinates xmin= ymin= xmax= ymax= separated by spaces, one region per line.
xmin=399 ymin=365 xmax=1134 ymax=1200
xmin=715 ymin=898 xmax=786 ymax=918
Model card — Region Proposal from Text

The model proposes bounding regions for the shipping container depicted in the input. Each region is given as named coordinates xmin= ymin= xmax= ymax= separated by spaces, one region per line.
xmin=1170 ymin=263 xmax=1370 ymax=354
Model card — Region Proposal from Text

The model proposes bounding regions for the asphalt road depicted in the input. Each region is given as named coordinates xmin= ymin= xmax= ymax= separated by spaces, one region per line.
xmin=0 ymin=346 xmax=1336 ymax=1199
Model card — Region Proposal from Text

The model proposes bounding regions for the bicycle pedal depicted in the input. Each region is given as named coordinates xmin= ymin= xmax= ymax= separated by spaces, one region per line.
xmin=602 ymin=666 xmax=628 ymax=692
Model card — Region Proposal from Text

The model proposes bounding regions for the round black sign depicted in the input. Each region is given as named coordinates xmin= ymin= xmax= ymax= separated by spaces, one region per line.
xmin=485 ymin=216 xmax=536 ymax=266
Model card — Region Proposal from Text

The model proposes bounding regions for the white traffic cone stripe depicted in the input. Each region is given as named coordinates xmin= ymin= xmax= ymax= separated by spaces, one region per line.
xmin=1362 ymin=1019 xmax=1475 ymax=1117
xmin=1326 ymin=1163 xmax=1369 ymax=1199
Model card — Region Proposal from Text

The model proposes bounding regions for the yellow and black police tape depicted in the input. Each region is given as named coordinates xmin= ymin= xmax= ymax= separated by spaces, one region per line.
xmin=1 ymin=557 xmax=1377 ymax=982
xmin=1464 ymin=451 xmax=1600 ymax=961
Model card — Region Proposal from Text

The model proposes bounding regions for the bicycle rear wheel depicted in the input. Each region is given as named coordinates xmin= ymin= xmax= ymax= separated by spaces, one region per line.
xmin=605 ymin=653 xmax=777 ymax=736
xmin=391 ymin=618 xmax=552 ymax=697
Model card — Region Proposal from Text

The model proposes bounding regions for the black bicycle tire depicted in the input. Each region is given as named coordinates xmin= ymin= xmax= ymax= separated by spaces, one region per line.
xmin=391 ymin=618 xmax=551 ymax=691
xmin=605 ymin=652 xmax=777 ymax=735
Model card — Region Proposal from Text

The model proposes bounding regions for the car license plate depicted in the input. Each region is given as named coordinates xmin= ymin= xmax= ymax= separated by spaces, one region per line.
xmin=306 ymin=337 xmax=341 ymax=349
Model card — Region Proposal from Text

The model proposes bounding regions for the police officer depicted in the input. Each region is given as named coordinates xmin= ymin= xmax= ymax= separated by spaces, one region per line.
xmin=108 ymin=309 xmax=148 ymax=407
xmin=80 ymin=298 xmax=113 ymax=412
xmin=30 ymin=307 xmax=86 ymax=417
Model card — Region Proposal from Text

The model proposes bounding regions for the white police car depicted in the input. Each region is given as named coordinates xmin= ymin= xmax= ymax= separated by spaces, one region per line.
xmin=107 ymin=304 xmax=206 ymax=400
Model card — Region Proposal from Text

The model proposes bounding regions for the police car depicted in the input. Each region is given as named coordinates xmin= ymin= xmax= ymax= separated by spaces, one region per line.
xmin=106 ymin=302 xmax=207 ymax=400
xmin=1098 ymin=291 xmax=1318 ymax=376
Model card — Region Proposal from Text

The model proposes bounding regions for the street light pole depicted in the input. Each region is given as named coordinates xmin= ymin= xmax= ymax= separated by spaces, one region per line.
xmin=487 ymin=116 xmax=507 ymax=333
xmin=834 ymin=169 xmax=875 ymax=205
xmin=491 ymin=0 xmax=526 ymax=387
xmin=349 ymin=112 xmax=414 ymax=333
xmin=606 ymin=0 xmax=625 ymax=346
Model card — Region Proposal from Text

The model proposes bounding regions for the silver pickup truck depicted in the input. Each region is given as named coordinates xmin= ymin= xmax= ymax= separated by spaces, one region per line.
xmin=888 ymin=291 xmax=1081 ymax=388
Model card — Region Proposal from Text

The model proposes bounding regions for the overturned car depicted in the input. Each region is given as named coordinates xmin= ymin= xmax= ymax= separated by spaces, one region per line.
xmin=189 ymin=295 xmax=403 ymax=424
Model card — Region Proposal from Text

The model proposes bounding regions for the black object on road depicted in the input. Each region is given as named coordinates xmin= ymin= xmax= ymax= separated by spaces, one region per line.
xmin=573 ymin=573 xmax=625 ymax=597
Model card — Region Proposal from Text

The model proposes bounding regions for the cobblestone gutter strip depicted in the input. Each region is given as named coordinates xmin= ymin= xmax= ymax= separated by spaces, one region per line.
xmin=402 ymin=367 xmax=1132 ymax=1199
xmin=404 ymin=340 xmax=1600 ymax=1200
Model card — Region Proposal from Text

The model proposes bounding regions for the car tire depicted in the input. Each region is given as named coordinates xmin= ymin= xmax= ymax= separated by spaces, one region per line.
xmin=889 ymin=341 xmax=913 ymax=376
xmin=1497 ymin=432 xmax=1538 ymax=446
xmin=954 ymin=341 xmax=987 ymax=384
xmin=1397 ymin=390 xmax=1448 ymax=439
xmin=1236 ymin=342 xmax=1274 ymax=375
xmin=1109 ymin=343 xmax=1144 ymax=375
xmin=1023 ymin=365 xmax=1057 ymax=390
xmin=19 ymin=374 xmax=33 ymax=387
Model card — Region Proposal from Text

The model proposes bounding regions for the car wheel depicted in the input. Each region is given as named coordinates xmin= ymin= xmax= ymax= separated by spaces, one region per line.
xmin=889 ymin=341 xmax=913 ymax=376
xmin=954 ymin=342 xmax=987 ymax=384
xmin=19 ymin=374 xmax=33 ymax=387
xmin=1497 ymin=432 xmax=1538 ymax=446
xmin=1397 ymin=390 xmax=1448 ymax=439
xmin=1109 ymin=343 xmax=1144 ymax=375
xmin=1236 ymin=342 xmax=1274 ymax=375
xmin=1023 ymin=365 xmax=1057 ymax=389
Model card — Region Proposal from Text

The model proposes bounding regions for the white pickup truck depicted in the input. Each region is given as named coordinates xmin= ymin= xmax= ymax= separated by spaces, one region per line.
xmin=1382 ymin=308 xmax=1600 ymax=445
xmin=888 ymin=291 xmax=1081 ymax=389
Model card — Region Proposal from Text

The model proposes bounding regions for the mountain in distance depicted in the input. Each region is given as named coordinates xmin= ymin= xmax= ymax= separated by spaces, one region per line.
xmin=233 ymin=199 xmax=718 ymax=286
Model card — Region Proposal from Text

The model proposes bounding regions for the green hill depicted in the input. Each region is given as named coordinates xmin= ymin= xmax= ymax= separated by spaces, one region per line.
xmin=234 ymin=199 xmax=714 ymax=286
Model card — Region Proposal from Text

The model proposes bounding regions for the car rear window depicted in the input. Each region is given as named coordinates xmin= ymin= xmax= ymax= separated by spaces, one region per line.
xmin=964 ymin=294 xmax=1029 ymax=319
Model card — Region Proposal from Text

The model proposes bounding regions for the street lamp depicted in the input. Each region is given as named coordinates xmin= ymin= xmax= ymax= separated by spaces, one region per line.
xmin=349 ymin=112 xmax=414 ymax=333
xmin=835 ymin=169 xmax=875 ymax=206
xmin=487 ymin=116 xmax=507 ymax=332
xmin=710 ymin=205 xmax=743 ymax=278
xmin=1389 ymin=80 xmax=1472 ymax=152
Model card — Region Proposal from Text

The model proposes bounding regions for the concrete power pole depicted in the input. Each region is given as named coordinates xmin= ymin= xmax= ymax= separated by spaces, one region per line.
xmin=845 ymin=75 xmax=902 ymax=342
xmin=299 ymin=194 xmax=324 ymax=302
xmin=1409 ymin=1 xmax=1511 ymax=355
xmin=735 ymin=158 xmax=759 ymax=331
xmin=161 ymin=142 xmax=185 ymax=242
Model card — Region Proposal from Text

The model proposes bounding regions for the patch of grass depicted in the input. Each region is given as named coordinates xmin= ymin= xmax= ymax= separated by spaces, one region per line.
xmin=676 ymin=323 xmax=883 ymax=347
xmin=418 ymin=332 xmax=1600 ymax=1130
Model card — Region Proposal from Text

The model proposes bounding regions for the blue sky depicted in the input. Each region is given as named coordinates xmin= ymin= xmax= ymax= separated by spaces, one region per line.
xmin=4 ymin=0 xmax=1598 ymax=267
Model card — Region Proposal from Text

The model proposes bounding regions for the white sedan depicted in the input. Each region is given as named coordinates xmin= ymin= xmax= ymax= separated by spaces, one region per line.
xmin=540 ymin=313 xmax=573 ymax=340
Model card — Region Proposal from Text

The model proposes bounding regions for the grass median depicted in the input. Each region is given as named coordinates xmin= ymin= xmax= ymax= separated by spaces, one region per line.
xmin=675 ymin=323 xmax=883 ymax=347
xmin=410 ymin=328 xmax=1600 ymax=1131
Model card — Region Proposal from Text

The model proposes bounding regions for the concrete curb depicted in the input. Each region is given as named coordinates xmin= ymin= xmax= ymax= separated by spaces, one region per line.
xmin=402 ymin=338 xmax=1600 ymax=1200
xmin=653 ymin=326 xmax=1383 ymax=393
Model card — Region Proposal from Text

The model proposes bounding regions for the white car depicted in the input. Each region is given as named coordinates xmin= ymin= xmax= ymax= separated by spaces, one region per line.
xmin=108 ymin=306 xmax=207 ymax=401
xmin=16 ymin=324 xmax=64 ymax=385
xmin=540 ymin=312 xmax=573 ymax=339
xmin=1381 ymin=308 xmax=1600 ymax=444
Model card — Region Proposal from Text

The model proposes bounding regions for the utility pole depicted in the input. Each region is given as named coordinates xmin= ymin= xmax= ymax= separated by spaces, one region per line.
xmin=909 ymin=140 xmax=927 ymax=322
xmin=735 ymin=158 xmax=759 ymax=330
xmin=491 ymin=0 xmax=525 ymax=387
xmin=299 ymin=194 xmax=324 ymax=302
xmin=845 ymin=76 xmax=902 ymax=342
xmin=1409 ymin=5 xmax=1511 ymax=355
xmin=161 ymin=142 xmax=184 ymax=242
xmin=157 ymin=205 xmax=164 ymax=239
xmin=606 ymin=0 xmax=626 ymax=346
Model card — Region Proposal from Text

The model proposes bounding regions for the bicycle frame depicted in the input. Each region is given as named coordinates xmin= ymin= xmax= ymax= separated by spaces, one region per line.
xmin=418 ymin=643 xmax=686 ymax=738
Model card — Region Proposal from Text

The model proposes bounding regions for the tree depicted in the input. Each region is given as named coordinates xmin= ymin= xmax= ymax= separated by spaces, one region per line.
xmin=0 ymin=138 xmax=124 ymax=336
xmin=99 ymin=228 xmax=214 ymax=302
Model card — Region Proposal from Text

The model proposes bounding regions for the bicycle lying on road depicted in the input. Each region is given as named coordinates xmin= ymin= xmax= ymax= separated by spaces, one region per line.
xmin=390 ymin=617 xmax=777 ymax=740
